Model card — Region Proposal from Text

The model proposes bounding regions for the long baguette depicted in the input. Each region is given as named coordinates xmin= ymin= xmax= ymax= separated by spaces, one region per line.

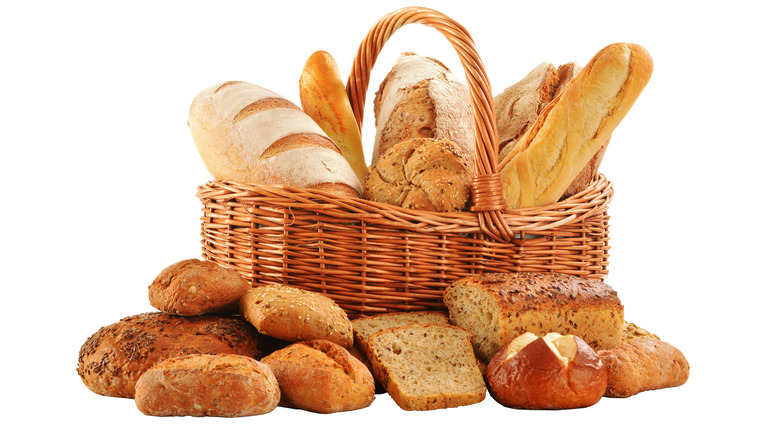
xmin=499 ymin=43 xmax=653 ymax=208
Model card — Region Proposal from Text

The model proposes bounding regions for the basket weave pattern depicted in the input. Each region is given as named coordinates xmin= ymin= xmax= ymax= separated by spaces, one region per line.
xmin=197 ymin=7 xmax=613 ymax=317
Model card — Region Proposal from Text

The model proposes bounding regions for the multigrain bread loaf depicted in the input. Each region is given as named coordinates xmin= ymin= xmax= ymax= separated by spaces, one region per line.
xmin=363 ymin=137 xmax=472 ymax=211
xmin=499 ymin=43 xmax=653 ymax=208
xmin=260 ymin=340 xmax=375 ymax=413
xmin=148 ymin=259 xmax=249 ymax=316
xmin=188 ymin=81 xmax=362 ymax=197
xmin=599 ymin=323 xmax=690 ymax=398
xmin=77 ymin=312 xmax=264 ymax=398
xmin=372 ymin=53 xmax=475 ymax=163
xmin=351 ymin=311 xmax=450 ymax=354
xmin=239 ymin=284 xmax=353 ymax=348
xmin=444 ymin=272 xmax=624 ymax=362
xmin=134 ymin=354 xmax=280 ymax=417
xmin=362 ymin=323 xmax=486 ymax=411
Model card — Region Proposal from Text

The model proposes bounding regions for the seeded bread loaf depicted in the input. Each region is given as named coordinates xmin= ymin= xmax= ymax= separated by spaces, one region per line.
xmin=77 ymin=312 xmax=265 ymax=398
xmin=362 ymin=323 xmax=486 ymax=411
xmin=134 ymin=354 xmax=280 ymax=417
xmin=443 ymin=272 xmax=623 ymax=362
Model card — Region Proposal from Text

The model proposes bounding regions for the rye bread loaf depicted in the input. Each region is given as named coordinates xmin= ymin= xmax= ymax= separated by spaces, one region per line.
xmin=134 ymin=353 xmax=280 ymax=417
xmin=443 ymin=272 xmax=624 ymax=362
xmin=362 ymin=323 xmax=486 ymax=411
xmin=77 ymin=312 xmax=265 ymax=398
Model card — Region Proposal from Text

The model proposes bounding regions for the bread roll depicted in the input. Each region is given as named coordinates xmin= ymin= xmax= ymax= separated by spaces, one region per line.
xmin=443 ymin=272 xmax=624 ymax=362
xmin=77 ymin=312 xmax=264 ymax=398
xmin=188 ymin=81 xmax=362 ymax=197
xmin=487 ymin=332 xmax=607 ymax=409
xmin=372 ymin=53 xmax=475 ymax=163
xmin=499 ymin=43 xmax=653 ymax=208
xmin=134 ymin=354 xmax=280 ymax=417
xmin=363 ymin=137 xmax=472 ymax=211
xmin=239 ymin=284 xmax=353 ymax=348
xmin=260 ymin=340 xmax=375 ymax=413
xmin=148 ymin=259 xmax=249 ymax=316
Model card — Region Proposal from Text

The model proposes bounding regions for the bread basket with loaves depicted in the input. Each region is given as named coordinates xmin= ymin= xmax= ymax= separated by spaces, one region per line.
xmin=195 ymin=7 xmax=620 ymax=318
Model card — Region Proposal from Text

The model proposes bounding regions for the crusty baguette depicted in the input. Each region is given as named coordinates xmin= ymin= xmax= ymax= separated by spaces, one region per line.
xmin=188 ymin=81 xmax=362 ymax=197
xmin=300 ymin=50 xmax=368 ymax=181
xmin=499 ymin=43 xmax=653 ymax=208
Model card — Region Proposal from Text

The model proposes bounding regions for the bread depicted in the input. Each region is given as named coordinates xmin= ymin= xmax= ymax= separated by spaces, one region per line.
xmin=363 ymin=137 xmax=472 ymax=211
xmin=443 ymin=272 xmax=624 ymax=362
xmin=487 ymin=332 xmax=607 ymax=409
xmin=134 ymin=354 xmax=280 ymax=417
xmin=599 ymin=323 xmax=690 ymax=398
xmin=351 ymin=311 xmax=450 ymax=354
xmin=499 ymin=43 xmax=653 ymax=208
xmin=77 ymin=312 xmax=264 ymax=398
xmin=239 ymin=284 xmax=353 ymax=348
xmin=300 ymin=50 xmax=368 ymax=181
xmin=372 ymin=52 xmax=475 ymax=163
xmin=260 ymin=340 xmax=375 ymax=413
xmin=362 ymin=323 xmax=486 ymax=411
xmin=188 ymin=81 xmax=362 ymax=197
xmin=148 ymin=259 xmax=249 ymax=316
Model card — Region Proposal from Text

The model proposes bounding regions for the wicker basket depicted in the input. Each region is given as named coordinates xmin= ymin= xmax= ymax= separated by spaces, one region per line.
xmin=196 ymin=7 xmax=613 ymax=317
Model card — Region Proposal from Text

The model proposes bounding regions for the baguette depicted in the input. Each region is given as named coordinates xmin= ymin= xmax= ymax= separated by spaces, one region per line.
xmin=499 ymin=43 xmax=653 ymax=208
xmin=188 ymin=81 xmax=362 ymax=197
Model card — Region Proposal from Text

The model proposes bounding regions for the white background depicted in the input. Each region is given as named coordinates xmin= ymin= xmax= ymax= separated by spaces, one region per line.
xmin=3 ymin=0 xmax=777 ymax=436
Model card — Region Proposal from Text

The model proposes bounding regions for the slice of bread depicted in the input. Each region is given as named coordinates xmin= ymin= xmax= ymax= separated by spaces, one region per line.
xmin=362 ymin=323 xmax=486 ymax=411
xmin=351 ymin=311 xmax=449 ymax=353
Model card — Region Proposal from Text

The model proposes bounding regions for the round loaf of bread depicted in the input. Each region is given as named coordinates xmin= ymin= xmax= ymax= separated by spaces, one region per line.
xmin=148 ymin=259 xmax=250 ymax=316
xmin=363 ymin=137 xmax=472 ymax=212
xmin=261 ymin=340 xmax=375 ymax=413
xmin=77 ymin=312 xmax=264 ymax=398
xmin=135 ymin=354 xmax=280 ymax=417
xmin=487 ymin=332 xmax=607 ymax=409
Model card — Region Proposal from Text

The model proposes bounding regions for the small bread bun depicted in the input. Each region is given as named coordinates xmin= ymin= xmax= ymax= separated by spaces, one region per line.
xmin=487 ymin=332 xmax=607 ymax=409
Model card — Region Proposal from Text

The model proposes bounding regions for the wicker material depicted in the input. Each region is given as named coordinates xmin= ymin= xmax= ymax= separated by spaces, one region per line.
xmin=197 ymin=7 xmax=613 ymax=317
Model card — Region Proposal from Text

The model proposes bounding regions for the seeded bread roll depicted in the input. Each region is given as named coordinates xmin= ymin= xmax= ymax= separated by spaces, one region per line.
xmin=239 ymin=284 xmax=353 ymax=348
xmin=77 ymin=312 xmax=265 ymax=398
xmin=444 ymin=272 xmax=624 ymax=362
xmin=261 ymin=340 xmax=375 ymax=413
xmin=188 ymin=81 xmax=362 ymax=197
xmin=134 ymin=354 xmax=280 ymax=417
xmin=148 ymin=259 xmax=249 ymax=316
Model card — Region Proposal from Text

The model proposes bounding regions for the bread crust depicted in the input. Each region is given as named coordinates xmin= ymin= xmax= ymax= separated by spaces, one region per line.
xmin=261 ymin=340 xmax=375 ymax=413
xmin=134 ymin=353 xmax=280 ymax=417
xmin=148 ymin=259 xmax=249 ymax=316
xmin=77 ymin=312 xmax=264 ymax=398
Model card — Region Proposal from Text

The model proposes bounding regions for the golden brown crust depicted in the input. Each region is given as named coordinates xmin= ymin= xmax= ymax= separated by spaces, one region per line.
xmin=77 ymin=312 xmax=264 ymax=398
xmin=260 ymin=340 xmax=375 ymax=413
xmin=148 ymin=259 xmax=249 ymax=316
xmin=134 ymin=354 xmax=280 ymax=417
xmin=239 ymin=284 xmax=353 ymax=348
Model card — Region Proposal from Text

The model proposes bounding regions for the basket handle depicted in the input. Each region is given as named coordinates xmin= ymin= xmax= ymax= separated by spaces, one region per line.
xmin=345 ymin=6 xmax=513 ymax=242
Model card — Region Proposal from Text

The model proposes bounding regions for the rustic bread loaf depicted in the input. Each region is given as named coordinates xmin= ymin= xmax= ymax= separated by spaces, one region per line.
xmin=362 ymin=323 xmax=486 ymax=411
xmin=499 ymin=43 xmax=653 ymax=208
xmin=443 ymin=272 xmax=624 ymax=362
xmin=487 ymin=332 xmax=607 ymax=409
xmin=188 ymin=81 xmax=362 ymax=197
xmin=148 ymin=259 xmax=249 ymax=316
xmin=261 ymin=340 xmax=375 ymax=413
xmin=77 ymin=312 xmax=264 ymax=398
xmin=363 ymin=137 xmax=472 ymax=211
xmin=598 ymin=323 xmax=690 ymax=398
xmin=372 ymin=52 xmax=475 ymax=164
xmin=134 ymin=353 xmax=280 ymax=417
xmin=351 ymin=311 xmax=450 ymax=354
xmin=239 ymin=284 xmax=353 ymax=348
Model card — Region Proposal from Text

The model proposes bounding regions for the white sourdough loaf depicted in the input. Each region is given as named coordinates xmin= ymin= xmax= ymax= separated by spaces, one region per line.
xmin=188 ymin=81 xmax=362 ymax=197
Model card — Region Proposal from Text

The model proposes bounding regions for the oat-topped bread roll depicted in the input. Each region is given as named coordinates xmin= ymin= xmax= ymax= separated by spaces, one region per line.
xmin=188 ymin=81 xmax=362 ymax=197
xmin=444 ymin=272 xmax=624 ymax=362
xmin=363 ymin=137 xmax=472 ymax=212
xmin=372 ymin=52 xmax=475 ymax=164
xmin=77 ymin=312 xmax=265 ymax=398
